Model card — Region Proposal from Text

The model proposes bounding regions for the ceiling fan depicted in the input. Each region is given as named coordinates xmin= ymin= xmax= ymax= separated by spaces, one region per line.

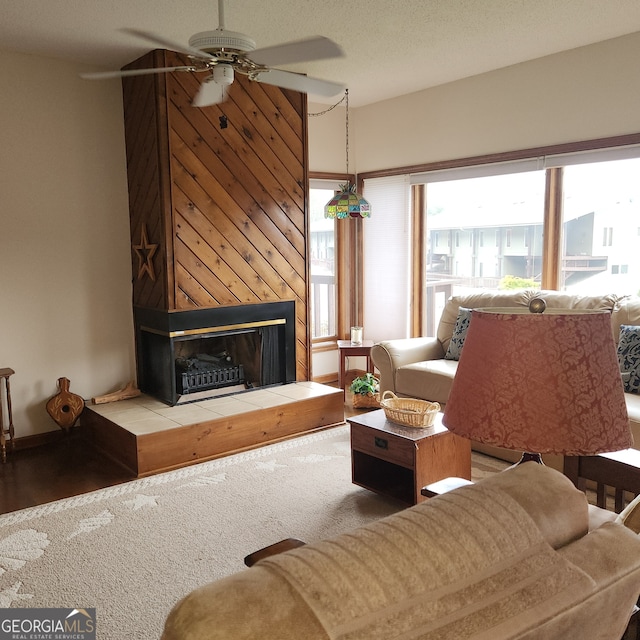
xmin=82 ymin=0 xmax=346 ymax=107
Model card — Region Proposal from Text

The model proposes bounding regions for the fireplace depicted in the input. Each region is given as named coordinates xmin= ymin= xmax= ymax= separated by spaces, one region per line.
xmin=134 ymin=301 xmax=296 ymax=406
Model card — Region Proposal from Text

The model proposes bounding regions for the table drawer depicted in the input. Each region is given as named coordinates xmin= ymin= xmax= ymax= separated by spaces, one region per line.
xmin=351 ymin=424 xmax=415 ymax=468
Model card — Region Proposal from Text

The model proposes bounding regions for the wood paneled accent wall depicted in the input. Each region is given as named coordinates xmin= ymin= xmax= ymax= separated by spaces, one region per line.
xmin=122 ymin=50 xmax=311 ymax=379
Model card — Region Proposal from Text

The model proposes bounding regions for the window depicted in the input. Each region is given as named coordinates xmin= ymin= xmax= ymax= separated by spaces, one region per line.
xmin=309 ymin=184 xmax=338 ymax=340
xmin=358 ymin=136 xmax=640 ymax=339
xmin=421 ymin=171 xmax=545 ymax=333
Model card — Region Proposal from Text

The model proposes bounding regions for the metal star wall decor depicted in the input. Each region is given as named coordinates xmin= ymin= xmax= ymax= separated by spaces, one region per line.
xmin=133 ymin=224 xmax=158 ymax=282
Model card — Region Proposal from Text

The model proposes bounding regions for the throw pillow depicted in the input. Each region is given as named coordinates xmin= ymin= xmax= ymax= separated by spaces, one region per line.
xmin=617 ymin=324 xmax=640 ymax=394
xmin=445 ymin=307 xmax=472 ymax=361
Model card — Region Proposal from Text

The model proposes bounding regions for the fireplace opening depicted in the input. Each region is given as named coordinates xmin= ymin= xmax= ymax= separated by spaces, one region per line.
xmin=174 ymin=330 xmax=261 ymax=395
xmin=134 ymin=301 xmax=296 ymax=406
xmin=176 ymin=348 xmax=245 ymax=396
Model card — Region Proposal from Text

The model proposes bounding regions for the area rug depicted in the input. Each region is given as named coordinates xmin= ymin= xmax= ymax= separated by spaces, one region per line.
xmin=0 ymin=426 xmax=506 ymax=639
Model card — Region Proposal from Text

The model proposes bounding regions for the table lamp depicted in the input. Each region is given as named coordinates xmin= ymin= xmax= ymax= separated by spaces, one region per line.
xmin=443 ymin=301 xmax=633 ymax=464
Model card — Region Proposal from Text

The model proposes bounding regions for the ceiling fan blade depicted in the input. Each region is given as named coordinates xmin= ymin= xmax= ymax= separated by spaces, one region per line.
xmin=81 ymin=66 xmax=195 ymax=80
xmin=250 ymin=36 xmax=344 ymax=67
xmin=254 ymin=69 xmax=345 ymax=97
xmin=121 ymin=28 xmax=216 ymax=61
xmin=193 ymin=78 xmax=227 ymax=107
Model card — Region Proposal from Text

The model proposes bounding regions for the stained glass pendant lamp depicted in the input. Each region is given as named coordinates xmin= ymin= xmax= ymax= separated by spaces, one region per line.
xmin=324 ymin=183 xmax=371 ymax=219
xmin=324 ymin=89 xmax=371 ymax=219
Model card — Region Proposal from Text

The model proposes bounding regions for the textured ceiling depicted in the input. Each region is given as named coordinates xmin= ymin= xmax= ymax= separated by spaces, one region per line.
xmin=2 ymin=0 xmax=640 ymax=107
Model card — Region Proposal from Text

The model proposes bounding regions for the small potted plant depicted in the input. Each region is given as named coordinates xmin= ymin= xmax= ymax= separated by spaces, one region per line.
xmin=349 ymin=372 xmax=380 ymax=409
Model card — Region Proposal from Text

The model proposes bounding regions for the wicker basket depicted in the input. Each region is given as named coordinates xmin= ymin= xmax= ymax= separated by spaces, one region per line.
xmin=352 ymin=392 xmax=380 ymax=409
xmin=380 ymin=391 xmax=440 ymax=428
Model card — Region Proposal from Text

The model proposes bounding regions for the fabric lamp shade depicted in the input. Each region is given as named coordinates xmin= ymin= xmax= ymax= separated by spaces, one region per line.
xmin=442 ymin=308 xmax=633 ymax=455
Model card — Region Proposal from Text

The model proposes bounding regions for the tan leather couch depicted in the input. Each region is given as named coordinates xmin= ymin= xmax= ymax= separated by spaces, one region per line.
xmin=161 ymin=463 xmax=640 ymax=640
xmin=371 ymin=290 xmax=640 ymax=466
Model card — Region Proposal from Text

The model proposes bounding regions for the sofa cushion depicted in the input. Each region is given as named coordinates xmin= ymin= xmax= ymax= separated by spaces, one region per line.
xmin=396 ymin=359 xmax=457 ymax=405
xmin=438 ymin=289 xmax=623 ymax=353
xmin=437 ymin=290 xmax=535 ymax=354
xmin=618 ymin=325 xmax=640 ymax=394
xmin=444 ymin=307 xmax=472 ymax=361
xmin=611 ymin=296 xmax=640 ymax=340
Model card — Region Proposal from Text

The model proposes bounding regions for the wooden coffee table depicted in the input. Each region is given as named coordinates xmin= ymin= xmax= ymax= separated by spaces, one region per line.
xmin=347 ymin=409 xmax=471 ymax=505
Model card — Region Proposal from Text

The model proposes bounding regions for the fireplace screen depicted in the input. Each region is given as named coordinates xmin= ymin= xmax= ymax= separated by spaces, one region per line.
xmin=174 ymin=330 xmax=262 ymax=395
xmin=176 ymin=352 xmax=245 ymax=395
xmin=134 ymin=301 xmax=296 ymax=406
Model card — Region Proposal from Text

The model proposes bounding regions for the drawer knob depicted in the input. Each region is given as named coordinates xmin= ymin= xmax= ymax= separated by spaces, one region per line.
xmin=375 ymin=437 xmax=388 ymax=450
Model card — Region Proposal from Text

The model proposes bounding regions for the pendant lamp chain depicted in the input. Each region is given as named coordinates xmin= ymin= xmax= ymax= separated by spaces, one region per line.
xmin=324 ymin=88 xmax=372 ymax=219
xmin=345 ymin=88 xmax=350 ymax=174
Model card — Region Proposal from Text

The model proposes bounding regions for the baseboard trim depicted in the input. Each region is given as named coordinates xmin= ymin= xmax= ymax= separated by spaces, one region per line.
xmin=10 ymin=428 xmax=70 ymax=451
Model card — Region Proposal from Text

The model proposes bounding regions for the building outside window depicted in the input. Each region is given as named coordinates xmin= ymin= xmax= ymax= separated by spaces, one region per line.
xmin=413 ymin=154 xmax=640 ymax=333
xmin=561 ymin=157 xmax=640 ymax=297
xmin=422 ymin=170 xmax=545 ymax=332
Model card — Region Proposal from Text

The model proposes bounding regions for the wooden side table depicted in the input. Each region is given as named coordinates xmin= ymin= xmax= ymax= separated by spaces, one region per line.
xmin=347 ymin=409 xmax=471 ymax=505
xmin=0 ymin=368 xmax=15 ymax=463
xmin=337 ymin=339 xmax=374 ymax=390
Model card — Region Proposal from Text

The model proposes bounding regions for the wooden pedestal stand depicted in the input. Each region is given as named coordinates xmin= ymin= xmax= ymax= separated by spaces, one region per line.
xmin=0 ymin=368 xmax=15 ymax=463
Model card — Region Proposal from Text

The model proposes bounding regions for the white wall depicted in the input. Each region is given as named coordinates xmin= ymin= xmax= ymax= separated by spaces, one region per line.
xmin=0 ymin=50 xmax=135 ymax=437
xmin=352 ymin=32 xmax=640 ymax=173
xmin=307 ymin=101 xmax=346 ymax=173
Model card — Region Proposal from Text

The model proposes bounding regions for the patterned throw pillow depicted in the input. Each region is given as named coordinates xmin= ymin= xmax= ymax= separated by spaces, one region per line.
xmin=445 ymin=307 xmax=472 ymax=361
xmin=617 ymin=324 xmax=640 ymax=394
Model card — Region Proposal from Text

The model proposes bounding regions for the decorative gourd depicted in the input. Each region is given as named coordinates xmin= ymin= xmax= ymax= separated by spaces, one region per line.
xmin=46 ymin=377 xmax=84 ymax=431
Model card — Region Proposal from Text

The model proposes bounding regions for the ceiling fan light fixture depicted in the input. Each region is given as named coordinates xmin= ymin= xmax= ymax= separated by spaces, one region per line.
xmin=213 ymin=63 xmax=235 ymax=85
xmin=188 ymin=29 xmax=256 ymax=54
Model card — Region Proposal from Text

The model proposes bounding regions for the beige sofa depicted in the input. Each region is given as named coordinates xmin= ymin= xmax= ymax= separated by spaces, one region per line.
xmin=161 ymin=463 xmax=640 ymax=640
xmin=371 ymin=290 xmax=640 ymax=466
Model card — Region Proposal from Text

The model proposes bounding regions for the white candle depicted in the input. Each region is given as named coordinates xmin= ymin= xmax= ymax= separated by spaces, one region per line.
xmin=350 ymin=326 xmax=363 ymax=345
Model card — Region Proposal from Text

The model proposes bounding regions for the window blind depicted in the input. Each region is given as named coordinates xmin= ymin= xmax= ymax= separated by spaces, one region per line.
xmin=410 ymin=144 xmax=640 ymax=184
xmin=362 ymin=175 xmax=411 ymax=342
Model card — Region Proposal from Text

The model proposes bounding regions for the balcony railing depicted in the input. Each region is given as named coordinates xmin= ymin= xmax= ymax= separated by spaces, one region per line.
xmin=310 ymin=274 xmax=336 ymax=340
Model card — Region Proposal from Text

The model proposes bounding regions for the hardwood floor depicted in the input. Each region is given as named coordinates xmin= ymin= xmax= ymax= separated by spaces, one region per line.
xmin=0 ymin=430 xmax=135 ymax=514
xmin=0 ymin=386 xmax=360 ymax=515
